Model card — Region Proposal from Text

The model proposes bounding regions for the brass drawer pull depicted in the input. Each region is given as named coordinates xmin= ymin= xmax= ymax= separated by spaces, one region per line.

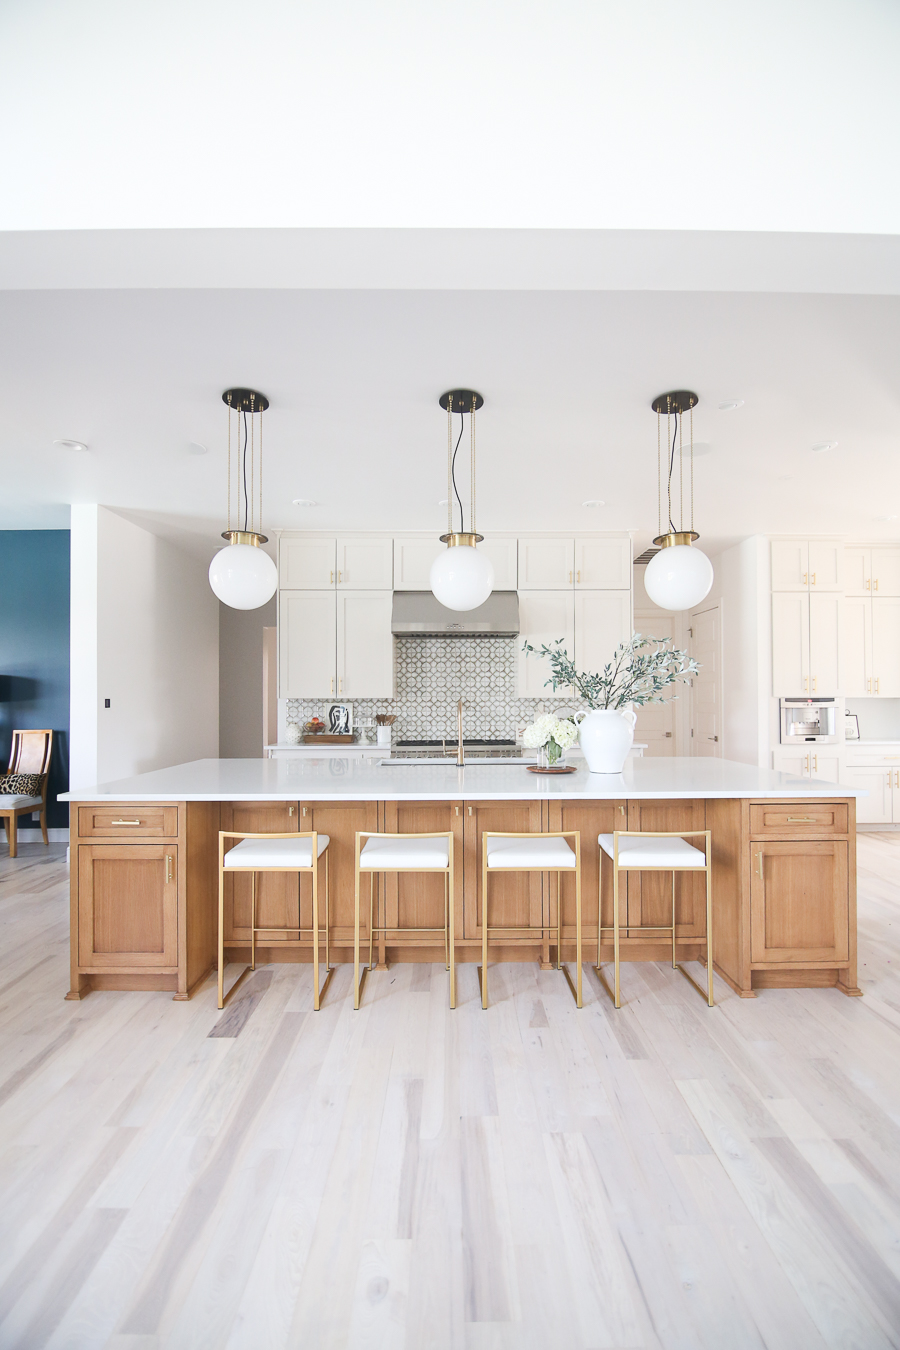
xmin=110 ymin=819 xmax=142 ymax=825
xmin=786 ymin=816 xmax=816 ymax=822
xmin=165 ymin=855 xmax=173 ymax=883
xmin=757 ymin=850 xmax=764 ymax=881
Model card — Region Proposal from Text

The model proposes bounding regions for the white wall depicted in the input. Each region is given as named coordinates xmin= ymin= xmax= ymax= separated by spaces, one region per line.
xmin=219 ymin=597 xmax=276 ymax=757
xmin=70 ymin=505 xmax=218 ymax=787
xmin=703 ymin=537 xmax=770 ymax=766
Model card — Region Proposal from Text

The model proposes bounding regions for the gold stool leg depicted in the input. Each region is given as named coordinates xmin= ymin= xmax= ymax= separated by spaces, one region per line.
xmin=312 ymin=853 xmax=320 ymax=1011
xmin=613 ymin=862 xmax=621 ymax=1009
xmin=444 ymin=871 xmax=450 ymax=971
xmin=449 ymin=842 xmax=456 ymax=1010
xmin=575 ymin=851 xmax=583 ymax=1008
xmin=217 ymin=847 xmax=225 ymax=1010
xmin=672 ymin=871 xmax=677 ymax=969
xmin=325 ymin=847 xmax=331 ymax=972
xmin=556 ymin=871 xmax=562 ymax=971
xmin=251 ymin=872 xmax=257 ymax=972
xmin=480 ymin=850 xmax=489 ymax=1009
xmin=353 ymin=839 xmax=362 ymax=1010
xmin=369 ymin=872 xmax=375 ymax=973
xmin=706 ymin=838 xmax=714 ymax=1007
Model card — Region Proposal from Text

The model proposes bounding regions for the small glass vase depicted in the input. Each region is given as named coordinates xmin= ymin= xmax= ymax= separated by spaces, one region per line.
xmin=536 ymin=739 xmax=566 ymax=770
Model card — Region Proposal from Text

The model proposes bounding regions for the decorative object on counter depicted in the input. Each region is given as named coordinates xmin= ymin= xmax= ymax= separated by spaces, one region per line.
xmin=304 ymin=717 xmax=326 ymax=735
xmin=526 ymin=763 xmax=578 ymax=775
xmin=522 ymin=714 xmax=578 ymax=769
xmin=208 ymin=388 xmax=278 ymax=610
xmin=376 ymin=713 xmax=397 ymax=747
xmin=303 ymin=733 xmax=357 ymax=743
xmin=430 ymin=389 xmax=495 ymax=611
xmin=284 ymin=723 xmax=302 ymax=745
xmin=845 ymin=712 xmax=860 ymax=741
xmin=327 ymin=703 xmax=353 ymax=734
xmin=523 ymin=634 xmax=699 ymax=772
xmin=359 ymin=718 xmax=375 ymax=745
xmin=643 ymin=391 xmax=714 ymax=610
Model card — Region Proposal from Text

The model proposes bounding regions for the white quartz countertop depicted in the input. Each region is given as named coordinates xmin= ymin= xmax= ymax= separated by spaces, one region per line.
xmin=60 ymin=757 xmax=868 ymax=803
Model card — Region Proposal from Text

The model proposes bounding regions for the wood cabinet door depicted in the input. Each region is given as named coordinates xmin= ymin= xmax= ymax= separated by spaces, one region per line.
xmin=517 ymin=538 xmax=574 ymax=589
xmin=771 ymin=540 xmax=809 ymax=591
xmin=479 ymin=536 xmax=518 ymax=589
xmin=279 ymin=536 xmax=336 ymax=588
xmin=78 ymin=844 xmax=178 ymax=968
xmin=547 ymin=800 xmax=623 ymax=953
xmin=808 ymin=592 xmax=840 ymax=696
xmin=870 ymin=547 xmax=900 ymax=597
xmin=625 ymin=800 xmax=708 ymax=941
xmin=337 ymin=591 xmax=394 ymax=698
xmin=336 ymin=536 xmax=393 ymax=589
xmin=843 ymin=547 xmax=871 ymax=597
xmin=574 ymin=591 xmax=631 ymax=674
xmin=574 ymin=537 xmax=631 ymax=589
xmin=221 ymin=802 xmax=298 ymax=944
xmin=463 ymin=800 xmax=544 ymax=944
xmin=840 ymin=596 xmax=871 ymax=696
xmin=393 ymin=536 xmax=444 ymax=589
xmin=279 ymin=590 xmax=336 ymax=697
xmin=807 ymin=540 xmax=843 ymax=592
xmin=517 ymin=590 xmax=575 ymax=696
xmin=750 ymin=840 xmax=849 ymax=964
xmin=298 ymin=799 xmax=379 ymax=948
xmin=871 ymin=599 xmax=900 ymax=696
xmin=771 ymin=592 xmax=809 ymax=695
xmin=379 ymin=801 xmax=464 ymax=957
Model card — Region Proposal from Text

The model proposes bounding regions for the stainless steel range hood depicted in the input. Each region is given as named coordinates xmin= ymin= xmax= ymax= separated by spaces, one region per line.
xmin=391 ymin=590 xmax=519 ymax=637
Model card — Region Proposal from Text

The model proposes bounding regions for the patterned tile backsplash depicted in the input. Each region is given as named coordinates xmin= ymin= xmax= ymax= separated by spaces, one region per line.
xmin=283 ymin=636 xmax=582 ymax=742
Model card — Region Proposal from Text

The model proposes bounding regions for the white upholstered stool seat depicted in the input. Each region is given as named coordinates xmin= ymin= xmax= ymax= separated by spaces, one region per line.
xmin=224 ymin=834 xmax=330 ymax=869
xmin=0 ymin=795 xmax=42 ymax=811
xmin=486 ymin=836 xmax=577 ymax=870
xmin=598 ymin=834 xmax=706 ymax=869
xmin=359 ymin=835 xmax=450 ymax=870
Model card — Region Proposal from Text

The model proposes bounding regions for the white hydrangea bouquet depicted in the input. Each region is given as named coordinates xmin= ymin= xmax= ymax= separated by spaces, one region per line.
xmin=522 ymin=713 xmax=579 ymax=767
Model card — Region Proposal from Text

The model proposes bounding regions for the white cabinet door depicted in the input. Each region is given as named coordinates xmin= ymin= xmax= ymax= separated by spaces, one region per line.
xmin=773 ymin=750 xmax=810 ymax=778
xmin=279 ymin=591 xmax=336 ymax=697
xmin=772 ymin=592 xmax=810 ymax=695
xmin=337 ymin=591 xmax=394 ymax=698
xmin=771 ymin=540 xmax=809 ymax=591
xmin=809 ymin=752 xmax=842 ymax=783
xmin=840 ymin=597 xmax=872 ymax=696
xmin=393 ymin=536 xmax=444 ymax=590
xmin=336 ymin=537 xmax=393 ymax=589
xmin=807 ymin=541 xmax=843 ymax=592
xmin=479 ymin=536 xmax=517 ymax=589
xmin=843 ymin=548 xmax=871 ymax=597
xmin=575 ymin=591 xmax=631 ymax=674
xmin=842 ymin=767 xmax=892 ymax=825
xmin=279 ymin=537 xmax=336 ymax=589
xmin=575 ymin=537 xmax=631 ymax=589
xmin=518 ymin=538 xmax=575 ymax=589
xmin=871 ymin=599 xmax=900 ymax=696
xmin=808 ymin=593 xmax=840 ymax=696
xmin=870 ymin=547 xmax=900 ymax=597
xmin=517 ymin=591 xmax=575 ymax=696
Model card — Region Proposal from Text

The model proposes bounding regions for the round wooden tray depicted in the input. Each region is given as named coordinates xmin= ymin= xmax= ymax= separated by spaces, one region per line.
xmin=526 ymin=764 xmax=578 ymax=774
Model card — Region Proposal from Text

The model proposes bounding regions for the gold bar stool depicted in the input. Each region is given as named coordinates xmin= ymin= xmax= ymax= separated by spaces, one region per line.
xmin=354 ymin=831 xmax=455 ymax=1009
xmin=481 ymin=831 xmax=582 ymax=1009
xmin=597 ymin=829 xmax=713 ymax=1009
xmin=218 ymin=830 xmax=332 ymax=1011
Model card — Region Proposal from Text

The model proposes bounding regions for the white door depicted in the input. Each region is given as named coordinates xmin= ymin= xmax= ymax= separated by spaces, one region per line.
xmin=517 ymin=591 xmax=576 ymax=696
xmin=574 ymin=537 xmax=631 ymax=589
xmin=843 ymin=548 xmax=871 ymax=598
xmin=393 ymin=536 xmax=445 ymax=590
xmin=871 ymin=599 xmax=900 ymax=696
xmin=479 ymin=536 xmax=518 ymax=589
xmin=690 ymin=604 xmax=722 ymax=756
xmin=337 ymin=592 xmax=394 ymax=698
xmin=633 ymin=613 xmax=676 ymax=755
xmin=772 ymin=592 xmax=810 ymax=695
xmin=807 ymin=540 xmax=843 ymax=592
xmin=336 ymin=536 xmax=393 ymax=589
xmin=574 ymin=591 xmax=631 ymax=673
xmin=808 ymin=593 xmax=840 ymax=696
xmin=771 ymin=540 xmax=809 ymax=591
xmin=843 ymin=767 xmax=892 ymax=825
xmin=518 ymin=538 xmax=575 ymax=590
xmin=279 ymin=537 xmax=336 ymax=589
xmin=279 ymin=591 xmax=336 ymax=697
xmin=840 ymin=597 xmax=872 ymax=696
xmin=870 ymin=547 xmax=900 ymax=597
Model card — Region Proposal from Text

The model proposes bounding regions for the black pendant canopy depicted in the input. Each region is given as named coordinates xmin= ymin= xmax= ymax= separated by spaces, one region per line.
xmin=651 ymin=390 xmax=698 ymax=415
xmin=439 ymin=389 xmax=483 ymax=413
xmin=222 ymin=387 xmax=270 ymax=412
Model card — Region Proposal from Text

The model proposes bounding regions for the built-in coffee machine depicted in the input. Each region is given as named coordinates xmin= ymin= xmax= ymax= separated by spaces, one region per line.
xmin=780 ymin=697 xmax=838 ymax=745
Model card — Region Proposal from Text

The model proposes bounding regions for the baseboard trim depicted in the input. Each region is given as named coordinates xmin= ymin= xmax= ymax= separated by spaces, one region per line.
xmin=13 ymin=828 xmax=69 ymax=842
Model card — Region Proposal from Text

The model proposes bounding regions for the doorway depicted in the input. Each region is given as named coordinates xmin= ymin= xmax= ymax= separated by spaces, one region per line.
xmin=690 ymin=603 xmax=723 ymax=757
xmin=633 ymin=611 xmax=677 ymax=755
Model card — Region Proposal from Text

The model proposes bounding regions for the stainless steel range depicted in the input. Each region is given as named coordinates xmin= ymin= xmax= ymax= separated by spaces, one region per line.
xmin=389 ymin=739 xmax=529 ymax=761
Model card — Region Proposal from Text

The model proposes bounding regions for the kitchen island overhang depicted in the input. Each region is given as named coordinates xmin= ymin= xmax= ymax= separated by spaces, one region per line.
xmin=61 ymin=757 xmax=864 ymax=1004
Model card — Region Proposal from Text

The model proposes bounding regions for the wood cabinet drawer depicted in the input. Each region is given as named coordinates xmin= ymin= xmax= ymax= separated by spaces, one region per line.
xmin=78 ymin=805 xmax=180 ymax=838
xmin=750 ymin=802 xmax=848 ymax=837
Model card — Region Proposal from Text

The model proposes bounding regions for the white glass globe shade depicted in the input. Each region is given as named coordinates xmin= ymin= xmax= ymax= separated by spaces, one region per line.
xmin=430 ymin=544 xmax=495 ymax=611
xmin=209 ymin=543 xmax=277 ymax=610
xmin=643 ymin=544 xmax=714 ymax=611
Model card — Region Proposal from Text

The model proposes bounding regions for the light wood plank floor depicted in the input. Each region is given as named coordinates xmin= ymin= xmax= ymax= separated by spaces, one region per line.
xmin=1 ymin=837 xmax=900 ymax=1349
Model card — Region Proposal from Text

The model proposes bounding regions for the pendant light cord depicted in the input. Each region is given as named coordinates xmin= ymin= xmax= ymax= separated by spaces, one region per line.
xmin=667 ymin=411 xmax=679 ymax=533
xmin=242 ymin=410 xmax=249 ymax=532
xmin=451 ymin=410 xmax=465 ymax=533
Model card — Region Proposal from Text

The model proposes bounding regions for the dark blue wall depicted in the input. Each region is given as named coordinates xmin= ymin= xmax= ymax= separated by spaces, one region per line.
xmin=0 ymin=531 xmax=70 ymax=829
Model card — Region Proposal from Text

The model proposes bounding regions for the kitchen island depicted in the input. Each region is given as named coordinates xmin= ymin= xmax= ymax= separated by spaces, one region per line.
xmin=62 ymin=757 xmax=863 ymax=1002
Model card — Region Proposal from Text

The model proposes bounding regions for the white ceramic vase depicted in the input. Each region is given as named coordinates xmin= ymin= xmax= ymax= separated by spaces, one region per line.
xmin=284 ymin=723 xmax=302 ymax=746
xmin=575 ymin=707 xmax=637 ymax=773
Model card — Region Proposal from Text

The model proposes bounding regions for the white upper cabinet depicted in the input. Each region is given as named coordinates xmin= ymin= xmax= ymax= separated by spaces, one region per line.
xmin=518 ymin=538 xmax=575 ymax=590
xmin=279 ymin=591 xmax=337 ymax=697
xmin=771 ymin=540 xmax=809 ymax=591
xmin=575 ymin=591 xmax=632 ymax=673
xmin=871 ymin=548 xmax=900 ymax=596
xmin=807 ymin=541 xmax=843 ymax=592
xmin=844 ymin=547 xmax=871 ymax=597
xmin=808 ymin=593 xmax=841 ymax=695
xmin=337 ymin=592 xmax=395 ymax=698
xmin=871 ymin=599 xmax=900 ymax=697
xmin=517 ymin=591 xmax=575 ymax=696
xmin=575 ymin=537 xmax=632 ymax=589
xmin=393 ymin=536 xmax=445 ymax=590
xmin=840 ymin=597 xmax=872 ymax=696
xmin=479 ymin=536 xmax=518 ymax=589
xmin=279 ymin=537 xmax=336 ymax=589
xmin=336 ymin=536 xmax=393 ymax=589
xmin=772 ymin=592 xmax=810 ymax=694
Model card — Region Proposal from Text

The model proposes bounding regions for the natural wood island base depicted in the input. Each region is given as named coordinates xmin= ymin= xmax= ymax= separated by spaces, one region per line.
xmin=69 ymin=793 xmax=858 ymax=1001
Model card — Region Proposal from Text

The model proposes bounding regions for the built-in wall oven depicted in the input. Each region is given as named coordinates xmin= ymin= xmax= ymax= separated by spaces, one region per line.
xmin=779 ymin=697 xmax=838 ymax=745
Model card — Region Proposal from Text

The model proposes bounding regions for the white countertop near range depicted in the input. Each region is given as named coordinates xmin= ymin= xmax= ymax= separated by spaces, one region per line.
xmin=61 ymin=756 xmax=868 ymax=803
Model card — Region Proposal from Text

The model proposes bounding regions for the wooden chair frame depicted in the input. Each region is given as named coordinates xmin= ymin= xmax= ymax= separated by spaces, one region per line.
xmin=0 ymin=729 xmax=53 ymax=858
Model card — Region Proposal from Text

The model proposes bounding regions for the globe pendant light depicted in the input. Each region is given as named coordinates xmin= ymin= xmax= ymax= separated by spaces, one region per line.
xmin=208 ymin=388 xmax=278 ymax=610
xmin=643 ymin=390 xmax=714 ymax=611
xmin=430 ymin=389 xmax=495 ymax=611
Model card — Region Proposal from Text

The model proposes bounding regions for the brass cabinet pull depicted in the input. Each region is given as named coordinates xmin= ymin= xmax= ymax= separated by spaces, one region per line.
xmin=619 ymin=804 xmax=626 ymax=815
xmin=813 ymin=754 xmax=818 ymax=772
xmin=330 ymin=676 xmax=334 ymax=696
xmin=568 ymin=570 xmax=573 ymax=584
xmin=757 ymin=850 xmax=764 ymax=882
xmin=339 ymin=678 xmax=343 ymax=695
xmin=455 ymin=805 xmax=460 ymax=815
xmin=330 ymin=570 xmax=334 ymax=584
xmin=110 ymin=818 xmax=141 ymax=826
xmin=811 ymin=573 xmax=816 ymax=586
xmin=812 ymin=675 xmax=817 ymax=692
xmin=874 ymin=578 xmax=879 ymax=591
xmin=338 ymin=570 xmax=343 ymax=583
xmin=468 ymin=805 xmax=473 ymax=816
xmin=787 ymin=816 xmax=816 ymax=822
xmin=803 ymin=676 xmax=808 ymax=692
xmin=803 ymin=572 xmax=808 ymax=584
xmin=165 ymin=855 xmax=173 ymax=883
xmin=876 ymin=677 xmax=880 ymax=694
xmin=576 ymin=570 xmax=581 ymax=583
xmin=288 ymin=805 xmax=295 ymax=816
xmin=301 ymin=806 xmax=307 ymax=816
xmin=866 ymin=578 xmax=871 ymax=590
xmin=868 ymin=677 xmax=872 ymax=693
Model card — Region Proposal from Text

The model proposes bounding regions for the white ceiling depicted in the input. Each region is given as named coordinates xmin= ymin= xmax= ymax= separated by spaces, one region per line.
xmin=2 ymin=285 xmax=898 ymax=559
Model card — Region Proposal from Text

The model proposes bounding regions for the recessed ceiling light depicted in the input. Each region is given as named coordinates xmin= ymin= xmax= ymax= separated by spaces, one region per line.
xmin=292 ymin=498 xmax=317 ymax=507
xmin=53 ymin=438 xmax=89 ymax=452
xmin=188 ymin=442 xmax=208 ymax=456
xmin=778 ymin=475 xmax=793 ymax=481
xmin=438 ymin=499 xmax=449 ymax=506
xmin=876 ymin=514 xmax=898 ymax=522
xmin=718 ymin=400 xmax=744 ymax=411
xmin=812 ymin=442 xmax=838 ymax=453
xmin=582 ymin=499 xmax=605 ymax=508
